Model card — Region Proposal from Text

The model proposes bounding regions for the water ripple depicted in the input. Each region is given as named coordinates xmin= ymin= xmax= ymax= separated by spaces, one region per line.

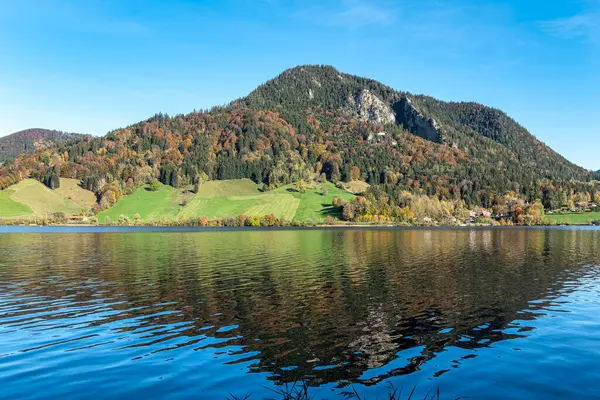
xmin=1 ymin=228 xmax=600 ymax=399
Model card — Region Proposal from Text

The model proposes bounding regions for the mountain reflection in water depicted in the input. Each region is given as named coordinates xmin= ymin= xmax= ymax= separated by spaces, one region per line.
xmin=1 ymin=227 xmax=600 ymax=399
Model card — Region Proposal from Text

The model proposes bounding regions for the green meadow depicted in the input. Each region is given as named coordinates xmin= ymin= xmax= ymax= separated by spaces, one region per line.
xmin=545 ymin=212 xmax=600 ymax=225
xmin=1 ymin=178 xmax=357 ymax=223
xmin=55 ymin=178 xmax=97 ymax=207
xmin=100 ymin=179 xmax=355 ymax=223
xmin=0 ymin=188 xmax=33 ymax=217
xmin=98 ymin=184 xmax=194 ymax=222
xmin=0 ymin=179 xmax=92 ymax=218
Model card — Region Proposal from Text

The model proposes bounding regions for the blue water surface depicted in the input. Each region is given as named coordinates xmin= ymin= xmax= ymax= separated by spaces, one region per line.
xmin=0 ymin=227 xmax=599 ymax=399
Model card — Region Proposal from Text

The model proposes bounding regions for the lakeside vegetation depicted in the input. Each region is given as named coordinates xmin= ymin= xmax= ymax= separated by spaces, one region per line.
xmin=228 ymin=382 xmax=443 ymax=400
xmin=545 ymin=211 xmax=600 ymax=225
xmin=2 ymin=177 xmax=600 ymax=227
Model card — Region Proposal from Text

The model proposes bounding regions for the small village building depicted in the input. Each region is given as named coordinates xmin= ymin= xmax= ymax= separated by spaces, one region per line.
xmin=68 ymin=216 xmax=88 ymax=223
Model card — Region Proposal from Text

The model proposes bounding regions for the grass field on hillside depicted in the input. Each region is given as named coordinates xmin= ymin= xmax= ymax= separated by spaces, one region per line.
xmin=195 ymin=179 xmax=259 ymax=197
xmin=340 ymin=180 xmax=370 ymax=194
xmin=100 ymin=179 xmax=357 ymax=223
xmin=272 ymin=182 xmax=354 ymax=221
xmin=55 ymin=179 xmax=97 ymax=208
xmin=179 ymin=192 xmax=301 ymax=220
xmin=5 ymin=179 xmax=82 ymax=216
xmin=0 ymin=188 xmax=33 ymax=217
xmin=98 ymin=184 xmax=193 ymax=222
xmin=545 ymin=212 xmax=600 ymax=225
xmin=179 ymin=179 xmax=301 ymax=220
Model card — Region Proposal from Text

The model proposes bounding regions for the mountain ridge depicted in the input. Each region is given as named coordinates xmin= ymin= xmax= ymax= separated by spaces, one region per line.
xmin=0 ymin=128 xmax=85 ymax=163
xmin=245 ymin=65 xmax=585 ymax=176
xmin=1 ymin=65 xmax=597 ymax=220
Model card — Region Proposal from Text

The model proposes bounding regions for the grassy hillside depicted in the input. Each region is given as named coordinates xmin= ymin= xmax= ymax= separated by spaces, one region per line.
xmin=180 ymin=179 xmax=299 ymax=220
xmin=10 ymin=179 xmax=83 ymax=215
xmin=99 ymin=179 xmax=355 ymax=223
xmin=0 ymin=179 xmax=92 ymax=218
xmin=0 ymin=188 xmax=33 ymax=217
xmin=545 ymin=212 xmax=600 ymax=225
xmin=55 ymin=178 xmax=97 ymax=207
xmin=339 ymin=180 xmax=370 ymax=194
xmin=195 ymin=179 xmax=259 ymax=197
xmin=98 ymin=184 xmax=193 ymax=222
xmin=271 ymin=183 xmax=354 ymax=221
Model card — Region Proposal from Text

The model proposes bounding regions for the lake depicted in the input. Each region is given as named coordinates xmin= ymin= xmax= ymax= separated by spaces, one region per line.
xmin=1 ymin=227 xmax=600 ymax=399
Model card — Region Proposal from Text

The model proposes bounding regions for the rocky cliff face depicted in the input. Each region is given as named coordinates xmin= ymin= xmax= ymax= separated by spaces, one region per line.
xmin=345 ymin=90 xmax=441 ymax=142
xmin=346 ymin=89 xmax=396 ymax=125
xmin=393 ymin=97 xmax=440 ymax=142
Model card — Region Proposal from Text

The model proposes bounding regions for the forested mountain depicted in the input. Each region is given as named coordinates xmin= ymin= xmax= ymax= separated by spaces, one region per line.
xmin=1 ymin=65 xmax=597 ymax=220
xmin=246 ymin=66 xmax=587 ymax=181
xmin=0 ymin=129 xmax=84 ymax=162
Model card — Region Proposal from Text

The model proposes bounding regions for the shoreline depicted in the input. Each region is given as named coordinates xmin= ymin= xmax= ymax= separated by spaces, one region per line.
xmin=0 ymin=224 xmax=597 ymax=233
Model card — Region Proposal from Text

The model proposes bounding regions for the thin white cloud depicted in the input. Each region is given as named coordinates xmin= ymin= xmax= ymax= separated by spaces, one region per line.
xmin=541 ymin=2 xmax=600 ymax=43
xmin=295 ymin=0 xmax=396 ymax=28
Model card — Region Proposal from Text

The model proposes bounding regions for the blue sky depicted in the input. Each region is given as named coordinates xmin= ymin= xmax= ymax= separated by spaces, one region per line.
xmin=1 ymin=0 xmax=598 ymax=169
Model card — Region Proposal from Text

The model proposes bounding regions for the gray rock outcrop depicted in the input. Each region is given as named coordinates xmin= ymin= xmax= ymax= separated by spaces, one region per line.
xmin=393 ymin=96 xmax=440 ymax=142
xmin=346 ymin=89 xmax=396 ymax=125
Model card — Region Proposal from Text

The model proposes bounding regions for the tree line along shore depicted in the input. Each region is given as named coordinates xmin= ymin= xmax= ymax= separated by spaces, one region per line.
xmin=1 ymin=177 xmax=599 ymax=227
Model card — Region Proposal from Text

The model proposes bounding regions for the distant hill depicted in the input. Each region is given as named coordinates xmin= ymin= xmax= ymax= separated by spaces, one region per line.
xmin=1 ymin=65 xmax=598 ymax=221
xmin=0 ymin=129 xmax=84 ymax=162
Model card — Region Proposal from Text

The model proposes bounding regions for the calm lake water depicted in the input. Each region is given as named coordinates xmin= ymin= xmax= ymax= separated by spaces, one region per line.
xmin=1 ymin=227 xmax=600 ymax=399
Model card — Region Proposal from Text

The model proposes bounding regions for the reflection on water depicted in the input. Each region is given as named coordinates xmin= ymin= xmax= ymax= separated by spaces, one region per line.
xmin=1 ymin=228 xmax=600 ymax=399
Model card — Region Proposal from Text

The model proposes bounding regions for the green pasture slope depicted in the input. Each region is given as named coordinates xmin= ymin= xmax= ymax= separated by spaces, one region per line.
xmin=98 ymin=184 xmax=194 ymax=222
xmin=10 ymin=179 xmax=81 ymax=215
xmin=0 ymin=188 xmax=33 ymax=217
xmin=270 ymin=183 xmax=353 ymax=222
xmin=0 ymin=179 xmax=90 ymax=218
xmin=101 ymin=179 xmax=355 ymax=223
xmin=545 ymin=212 xmax=600 ymax=225
xmin=180 ymin=179 xmax=300 ymax=220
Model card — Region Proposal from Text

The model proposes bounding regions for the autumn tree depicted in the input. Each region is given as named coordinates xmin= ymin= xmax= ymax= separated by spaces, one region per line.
xmin=149 ymin=178 xmax=160 ymax=192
